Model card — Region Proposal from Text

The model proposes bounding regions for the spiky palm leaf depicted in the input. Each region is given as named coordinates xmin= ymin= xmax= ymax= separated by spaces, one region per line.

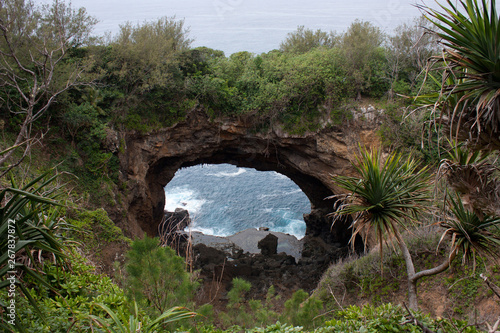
xmin=440 ymin=140 xmax=495 ymax=193
xmin=438 ymin=141 xmax=500 ymax=217
xmin=445 ymin=139 xmax=490 ymax=166
xmin=0 ymin=172 xmax=69 ymax=330
xmin=418 ymin=0 xmax=500 ymax=150
xmin=440 ymin=192 xmax=500 ymax=265
xmin=331 ymin=148 xmax=432 ymax=253
xmin=89 ymin=302 xmax=197 ymax=333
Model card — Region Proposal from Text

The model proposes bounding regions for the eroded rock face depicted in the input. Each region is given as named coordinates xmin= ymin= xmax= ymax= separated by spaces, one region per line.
xmin=160 ymin=208 xmax=191 ymax=235
xmin=114 ymin=108 xmax=379 ymax=247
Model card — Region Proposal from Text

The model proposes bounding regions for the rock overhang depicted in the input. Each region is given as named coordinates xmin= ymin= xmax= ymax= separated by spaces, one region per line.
xmin=116 ymin=109 xmax=379 ymax=248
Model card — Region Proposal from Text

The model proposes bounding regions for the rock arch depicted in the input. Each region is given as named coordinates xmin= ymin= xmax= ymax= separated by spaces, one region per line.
xmin=117 ymin=110 xmax=379 ymax=247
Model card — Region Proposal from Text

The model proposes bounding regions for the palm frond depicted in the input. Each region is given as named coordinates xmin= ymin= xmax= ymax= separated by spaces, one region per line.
xmin=438 ymin=141 xmax=500 ymax=217
xmin=331 ymin=148 xmax=432 ymax=252
xmin=417 ymin=0 xmax=500 ymax=150
xmin=441 ymin=192 xmax=500 ymax=264
xmin=445 ymin=139 xmax=490 ymax=165
xmin=147 ymin=306 xmax=197 ymax=328
xmin=89 ymin=302 xmax=197 ymax=333
xmin=0 ymin=171 xmax=68 ymax=328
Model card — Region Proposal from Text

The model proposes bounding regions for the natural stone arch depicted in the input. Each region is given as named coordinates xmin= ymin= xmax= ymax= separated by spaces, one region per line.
xmin=147 ymin=153 xmax=335 ymax=240
xmin=118 ymin=109 xmax=380 ymax=248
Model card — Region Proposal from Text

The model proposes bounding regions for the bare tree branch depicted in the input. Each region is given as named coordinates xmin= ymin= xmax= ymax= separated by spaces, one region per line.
xmin=0 ymin=0 xmax=96 ymax=172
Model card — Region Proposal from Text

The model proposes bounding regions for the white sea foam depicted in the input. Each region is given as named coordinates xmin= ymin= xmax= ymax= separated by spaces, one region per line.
xmin=186 ymin=225 xmax=218 ymax=236
xmin=186 ymin=221 xmax=234 ymax=237
xmin=256 ymin=208 xmax=307 ymax=239
xmin=164 ymin=186 xmax=207 ymax=213
xmin=207 ymin=168 xmax=247 ymax=178
xmin=278 ymin=219 xmax=306 ymax=240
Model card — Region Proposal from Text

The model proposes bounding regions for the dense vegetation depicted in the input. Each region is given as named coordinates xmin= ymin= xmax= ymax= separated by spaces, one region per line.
xmin=1 ymin=0 xmax=500 ymax=332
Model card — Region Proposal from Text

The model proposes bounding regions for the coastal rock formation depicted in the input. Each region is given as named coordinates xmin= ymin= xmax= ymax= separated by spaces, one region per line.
xmin=175 ymin=228 xmax=346 ymax=299
xmin=101 ymin=107 xmax=381 ymax=297
xmin=181 ymin=228 xmax=304 ymax=261
xmin=114 ymin=108 xmax=381 ymax=248
xmin=257 ymin=233 xmax=278 ymax=256
xmin=160 ymin=208 xmax=191 ymax=235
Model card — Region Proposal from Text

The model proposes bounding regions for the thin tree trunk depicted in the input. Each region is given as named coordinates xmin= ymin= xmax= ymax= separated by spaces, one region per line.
xmin=410 ymin=249 xmax=457 ymax=283
xmin=391 ymin=225 xmax=418 ymax=310
xmin=0 ymin=111 xmax=32 ymax=178
xmin=408 ymin=279 xmax=418 ymax=311
xmin=392 ymin=223 xmax=458 ymax=310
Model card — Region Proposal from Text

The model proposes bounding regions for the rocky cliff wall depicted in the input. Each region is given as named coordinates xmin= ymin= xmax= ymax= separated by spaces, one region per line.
xmin=111 ymin=106 xmax=382 ymax=247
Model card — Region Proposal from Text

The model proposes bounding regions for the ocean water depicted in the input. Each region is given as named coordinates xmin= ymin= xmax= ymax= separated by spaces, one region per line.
xmin=164 ymin=164 xmax=310 ymax=239
xmin=54 ymin=0 xmax=441 ymax=55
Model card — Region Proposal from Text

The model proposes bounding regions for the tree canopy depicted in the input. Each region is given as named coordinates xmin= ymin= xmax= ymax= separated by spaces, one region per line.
xmin=0 ymin=0 xmax=97 ymax=174
xmin=279 ymin=25 xmax=336 ymax=54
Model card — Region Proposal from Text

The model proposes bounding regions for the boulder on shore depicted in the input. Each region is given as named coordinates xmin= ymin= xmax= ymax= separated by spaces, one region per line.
xmin=227 ymin=229 xmax=303 ymax=260
xmin=182 ymin=228 xmax=303 ymax=261
xmin=258 ymin=233 xmax=278 ymax=256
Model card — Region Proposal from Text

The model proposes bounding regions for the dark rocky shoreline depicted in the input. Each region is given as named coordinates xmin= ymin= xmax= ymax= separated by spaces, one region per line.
xmin=186 ymin=228 xmax=304 ymax=260
xmin=163 ymin=209 xmax=348 ymax=302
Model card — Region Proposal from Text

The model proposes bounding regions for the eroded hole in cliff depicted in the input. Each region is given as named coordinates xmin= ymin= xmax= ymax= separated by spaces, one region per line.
xmin=163 ymin=163 xmax=309 ymax=239
xmin=158 ymin=163 xmax=352 ymax=299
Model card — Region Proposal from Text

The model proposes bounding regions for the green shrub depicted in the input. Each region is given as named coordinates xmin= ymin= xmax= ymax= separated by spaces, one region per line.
xmin=67 ymin=208 xmax=130 ymax=260
xmin=250 ymin=321 xmax=305 ymax=332
xmin=323 ymin=304 xmax=480 ymax=333
xmin=4 ymin=251 xmax=129 ymax=332
xmin=219 ymin=278 xmax=254 ymax=328
xmin=123 ymin=237 xmax=198 ymax=316
xmin=281 ymin=289 xmax=323 ymax=329
xmin=227 ymin=278 xmax=251 ymax=309
xmin=218 ymin=279 xmax=280 ymax=329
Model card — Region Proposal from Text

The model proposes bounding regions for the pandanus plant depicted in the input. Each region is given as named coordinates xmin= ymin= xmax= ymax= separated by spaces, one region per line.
xmin=0 ymin=170 xmax=69 ymax=331
xmin=441 ymin=192 xmax=500 ymax=267
xmin=438 ymin=140 xmax=500 ymax=217
xmin=331 ymin=148 xmax=500 ymax=310
xmin=417 ymin=0 xmax=500 ymax=150
xmin=88 ymin=302 xmax=197 ymax=333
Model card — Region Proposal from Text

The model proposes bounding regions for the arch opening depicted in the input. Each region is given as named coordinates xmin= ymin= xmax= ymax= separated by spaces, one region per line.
xmin=163 ymin=163 xmax=309 ymax=239
xmin=115 ymin=111 xmax=375 ymax=296
xmin=142 ymin=142 xmax=352 ymax=248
